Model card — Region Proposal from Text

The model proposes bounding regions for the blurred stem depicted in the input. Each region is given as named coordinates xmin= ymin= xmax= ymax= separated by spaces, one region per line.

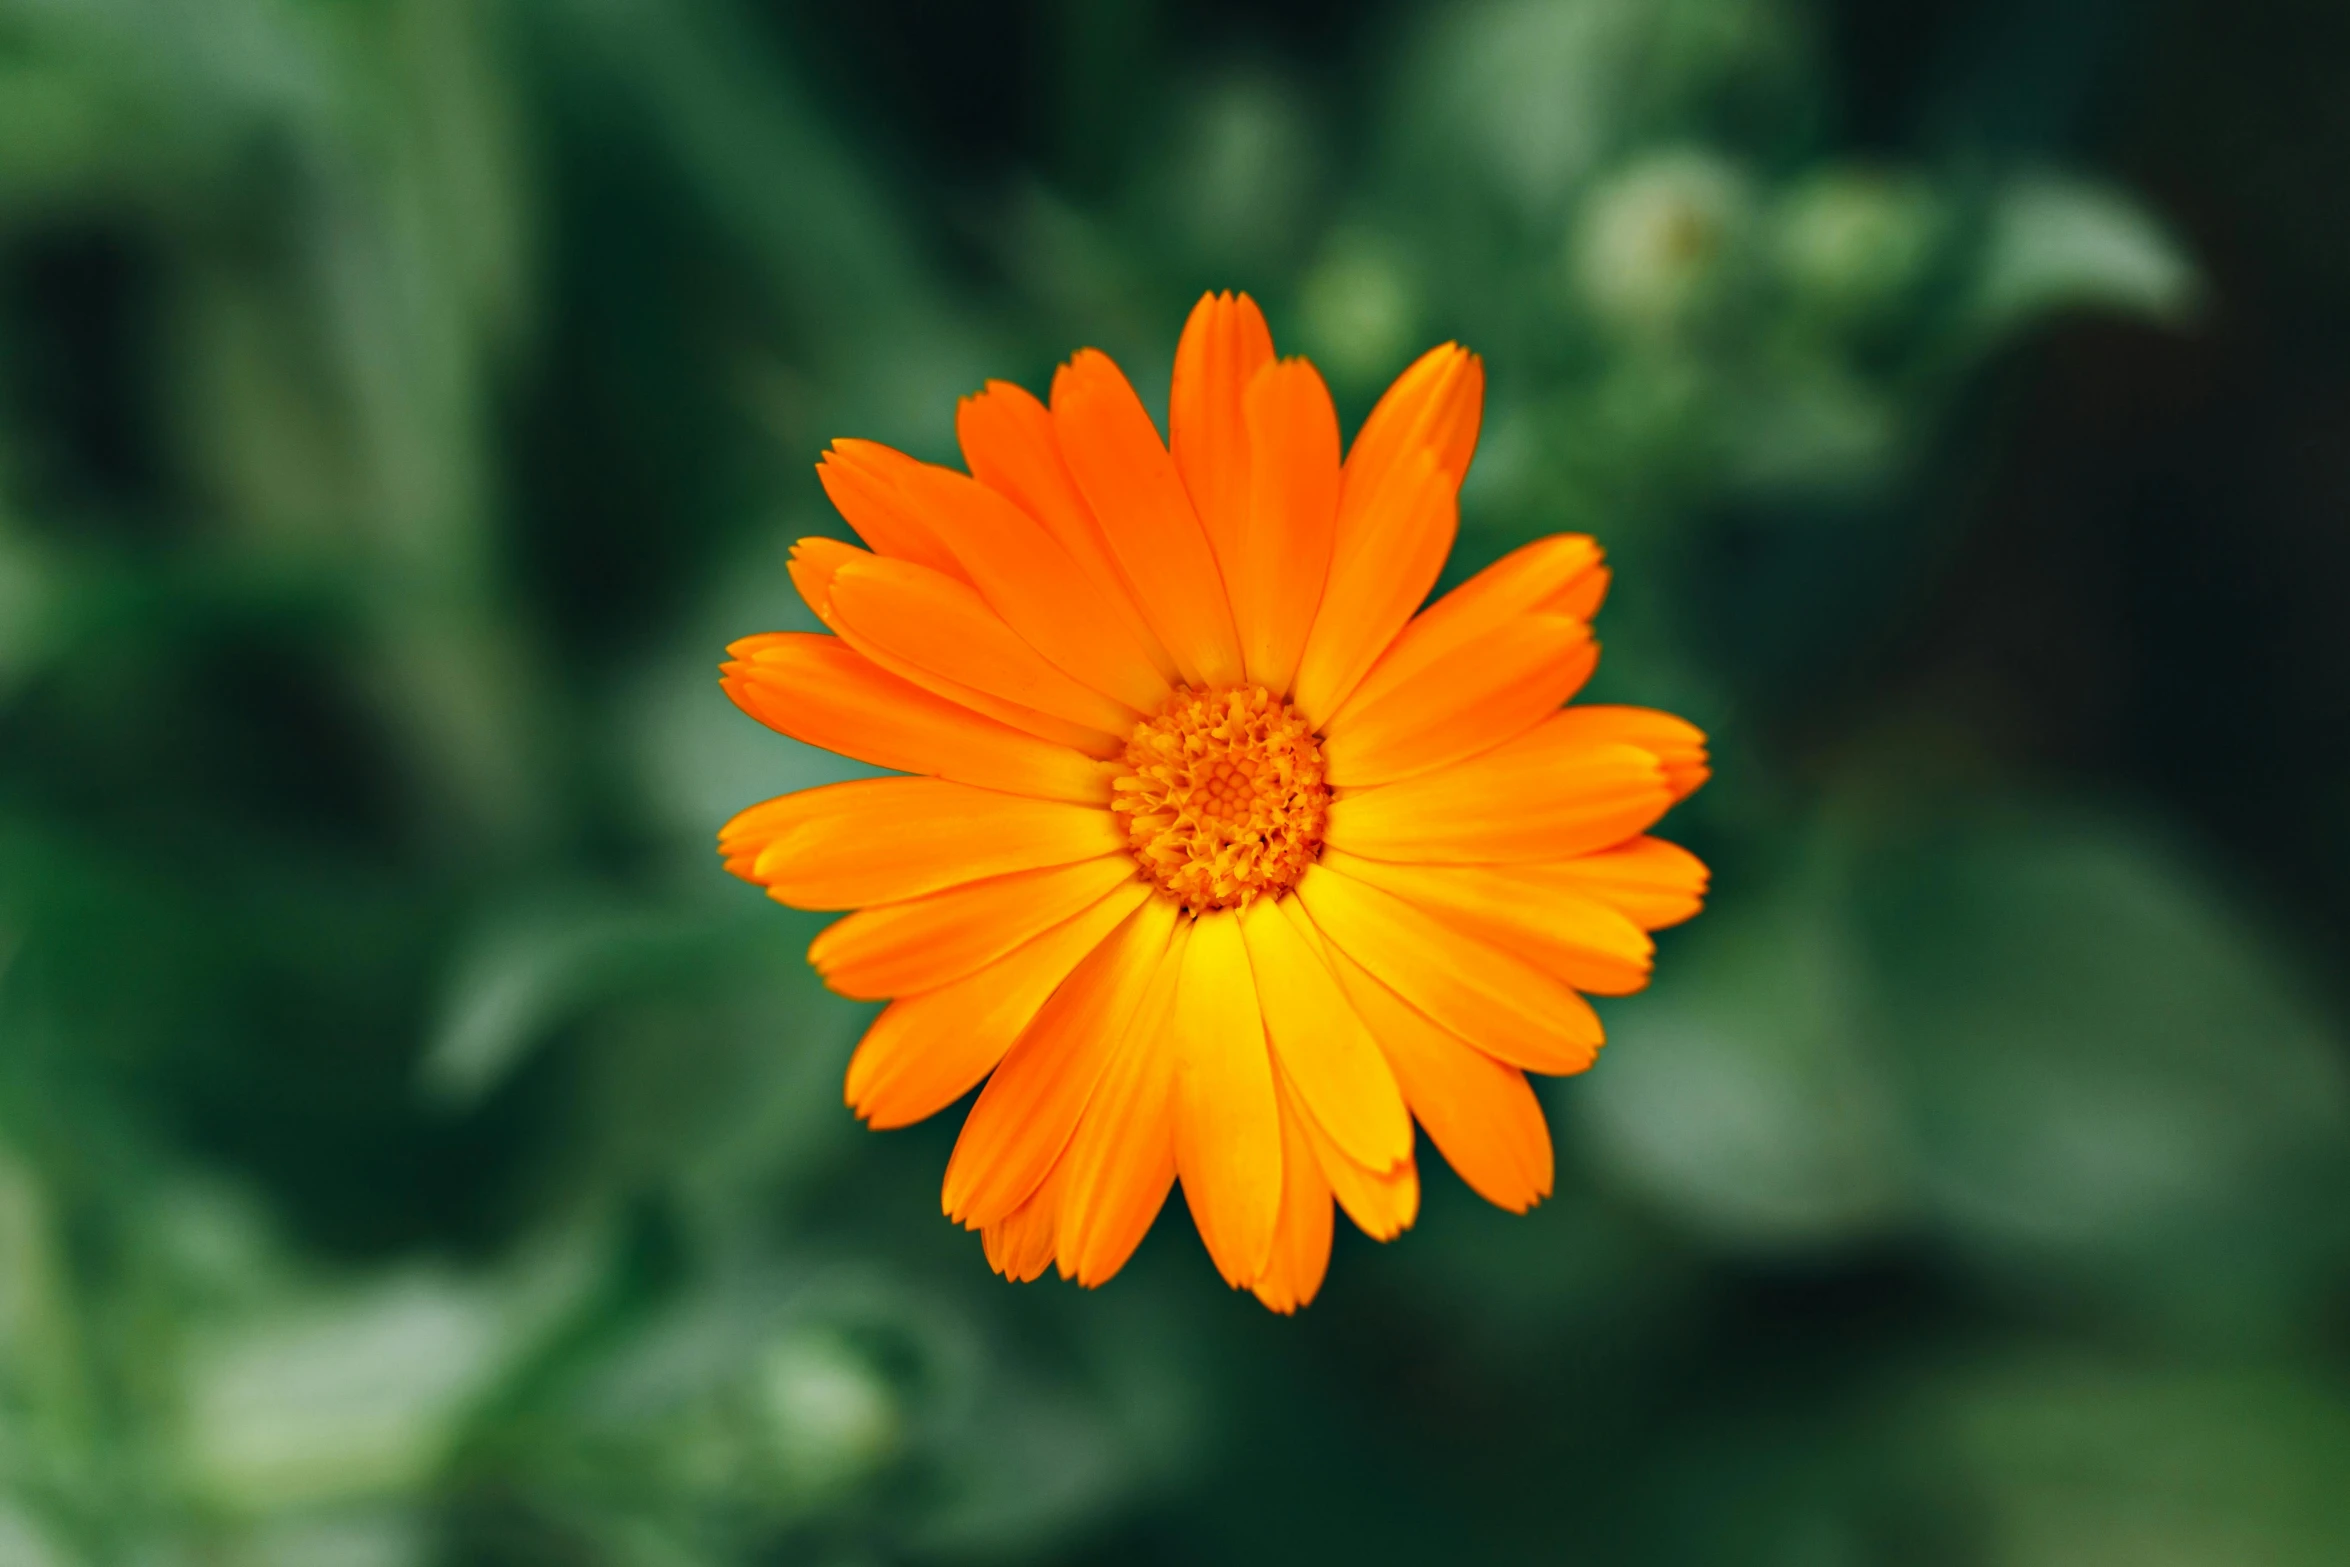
xmin=549 ymin=0 xmax=989 ymax=418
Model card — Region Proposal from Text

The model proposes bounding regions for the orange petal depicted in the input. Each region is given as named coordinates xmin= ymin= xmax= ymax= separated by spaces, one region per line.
xmin=1318 ymin=848 xmax=1654 ymax=996
xmin=981 ymin=1158 xmax=1063 ymax=1283
xmin=816 ymin=445 xmax=971 ymax=585
xmin=1336 ymin=534 xmax=1608 ymax=723
xmin=808 ymin=855 xmax=1140 ymax=1001
xmin=827 ymin=554 xmax=1140 ymax=738
xmin=725 ymin=631 xmax=799 ymax=659
xmin=1322 ymin=726 xmax=1672 ymax=865
xmin=721 ymin=633 xmax=1110 ymax=805
xmin=943 ymin=895 xmax=1180 ymax=1227
xmin=1293 ymin=864 xmax=1603 ymax=1076
xmin=1544 ymin=705 xmax=1710 ymax=800
xmin=1170 ymin=290 xmax=1276 ymax=581
xmin=1339 ymin=343 xmax=1483 ymax=529
xmin=786 ymin=533 xmax=862 ymax=623
xmin=1050 ymin=349 xmax=1245 ymax=689
xmin=844 ymin=879 xmax=1150 ymax=1128
xmin=717 ymin=792 xmax=803 ymax=882
xmin=957 ymin=379 xmax=1180 ymax=686
xmin=1235 ymin=358 xmax=1340 ymax=696
xmin=1056 ymin=919 xmax=1191 ymax=1286
xmin=1170 ymin=910 xmax=1282 ymax=1289
xmin=838 ymin=441 xmax=1173 ymax=715
xmin=1238 ymin=895 xmax=1411 ymax=1172
xmin=1290 ymin=447 xmax=1457 ymax=727
xmin=1320 ymin=613 xmax=1597 ymax=787
xmin=723 ymin=777 xmax=1123 ymax=909
xmin=1543 ymin=835 xmax=1711 ymax=931
xmin=1310 ymin=920 xmax=1554 ymax=1213
xmin=1294 ymin=343 xmax=1484 ymax=725
xmin=791 ymin=537 xmax=1124 ymax=756
xmin=1249 ymin=1073 xmax=1335 ymax=1314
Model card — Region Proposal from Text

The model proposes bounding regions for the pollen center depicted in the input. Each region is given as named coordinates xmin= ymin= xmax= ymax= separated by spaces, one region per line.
xmin=1111 ymin=686 xmax=1329 ymax=913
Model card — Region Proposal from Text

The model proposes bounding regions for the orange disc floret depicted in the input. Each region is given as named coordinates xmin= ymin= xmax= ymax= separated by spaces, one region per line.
xmin=1112 ymin=686 xmax=1328 ymax=912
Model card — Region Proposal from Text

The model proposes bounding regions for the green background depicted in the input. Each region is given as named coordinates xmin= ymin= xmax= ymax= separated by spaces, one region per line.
xmin=2 ymin=0 xmax=2347 ymax=1561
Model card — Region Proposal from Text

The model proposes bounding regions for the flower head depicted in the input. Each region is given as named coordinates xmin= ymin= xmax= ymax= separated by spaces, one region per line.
xmin=720 ymin=292 xmax=1709 ymax=1311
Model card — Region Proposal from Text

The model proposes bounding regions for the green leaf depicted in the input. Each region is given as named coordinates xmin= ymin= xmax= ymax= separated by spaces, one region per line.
xmin=419 ymin=892 xmax=732 ymax=1108
xmin=179 ymin=1273 xmax=513 ymax=1514
xmin=1963 ymin=173 xmax=2201 ymax=338
xmin=1859 ymin=809 xmax=2350 ymax=1332
xmin=1575 ymin=855 xmax=1920 ymax=1249
xmin=1908 ymin=1359 xmax=2350 ymax=1567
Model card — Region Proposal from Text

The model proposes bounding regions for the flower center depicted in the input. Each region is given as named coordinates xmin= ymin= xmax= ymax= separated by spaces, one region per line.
xmin=1111 ymin=686 xmax=1329 ymax=913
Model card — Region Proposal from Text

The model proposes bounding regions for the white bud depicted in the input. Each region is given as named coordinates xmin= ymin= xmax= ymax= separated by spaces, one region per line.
xmin=757 ymin=1327 xmax=900 ymax=1496
xmin=1570 ymin=148 xmax=1754 ymax=333
xmin=1773 ymin=166 xmax=1945 ymax=323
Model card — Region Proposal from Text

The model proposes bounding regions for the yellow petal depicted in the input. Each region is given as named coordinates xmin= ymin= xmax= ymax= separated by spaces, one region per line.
xmin=942 ymin=896 xmax=1179 ymax=1227
xmin=1170 ymin=290 xmax=1276 ymax=582
xmin=1295 ymin=1084 xmax=1419 ymax=1242
xmin=808 ymin=855 xmax=1140 ymax=1001
xmin=1320 ymin=613 xmax=1597 ymax=787
xmin=1293 ymin=864 xmax=1603 ymax=1076
xmin=1307 ymin=915 xmax=1554 ymax=1214
xmin=1238 ymin=895 xmax=1411 ymax=1172
xmin=1248 ymin=1073 xmax=1335 ymax=1314
xmin=724 ymin=778 xmax=1122 ymax=910
xmin=1170 ymin=910 xmax=1282 ymax=1289
xmin=1235 ymin=357 xmax=1340 ymax=696
xmin=722 ymin=633 xmax=1110 ymax=805
xmin=844 ymin=879 xmax=1149 ymax=1128
xmin=1050 ymin=348 xmax=1245 ymax=689
xmin=1056 ymin=919 xmax=1191 ymax=1286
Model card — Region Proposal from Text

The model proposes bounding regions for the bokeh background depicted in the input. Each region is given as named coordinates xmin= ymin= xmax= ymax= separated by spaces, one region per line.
xmin=4 ymin=0 xmax=2350 ymax=1561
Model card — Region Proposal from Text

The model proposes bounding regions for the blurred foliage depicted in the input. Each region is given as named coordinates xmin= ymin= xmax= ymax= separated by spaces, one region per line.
xmin=0 ymin=0 xmax=2344 ymax=1563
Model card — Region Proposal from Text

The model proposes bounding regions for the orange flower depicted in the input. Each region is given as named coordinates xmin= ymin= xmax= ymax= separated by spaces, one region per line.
xmin=720 ymin=292 xmax=1708 ymax=1311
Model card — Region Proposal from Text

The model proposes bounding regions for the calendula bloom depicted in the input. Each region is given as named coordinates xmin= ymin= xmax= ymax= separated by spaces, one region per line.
xmin=720 ymin=292 xmax=1708 ymax=1311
